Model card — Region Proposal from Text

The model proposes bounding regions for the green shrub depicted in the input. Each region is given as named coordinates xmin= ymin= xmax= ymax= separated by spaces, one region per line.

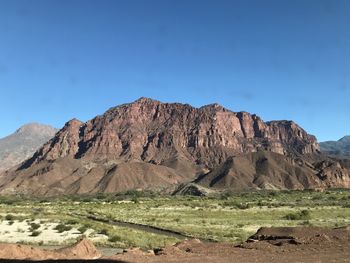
xmin=131 ymin=196 xmax=139 ymax=204
xmin=66 ymin=219 xmax=78 ymax=225
xmin=78 ymin=225 xmax=88 ymax=233
xmin=235 ymin=202 xmax=251 ymax=209
xmin=108 ymin=235 xmax=122 ymax=242
xmin=285 ymin=210 xmax=311 ymax=220
xmin=5 ymin=214 xmax=14 ymax=220
xmin=54 ymin=223 xmax=72 ymax=233
xmin=29 ymin=223 xmax=41 ymax=231
xmin=30 ymin=230 xmax=41 ymax=236
xmin=98 ymin=229 xmax=109 ymax=235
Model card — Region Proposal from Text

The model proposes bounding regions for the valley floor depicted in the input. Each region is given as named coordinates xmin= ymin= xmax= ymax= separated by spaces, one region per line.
xmin=0 ymin=189 xmax=348 ymax=261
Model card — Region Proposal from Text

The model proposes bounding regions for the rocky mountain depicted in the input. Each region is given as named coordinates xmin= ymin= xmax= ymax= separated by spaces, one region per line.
xmin=22 ymin=97 xmax=319 ymax=167
xmin=0 ymin=98 xmax=348 ymax=196
xmin=320 ymin=136 xmax=350 ymax=156
xmin=0 ymin=123 xmax=57 ymax=172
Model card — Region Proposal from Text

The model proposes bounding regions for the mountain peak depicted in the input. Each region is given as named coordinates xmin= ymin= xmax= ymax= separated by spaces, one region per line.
xmin=64 ymin=118 xmax=83 ymax=126
xmin=339 ymin=135 xmax=350 ymax=143
xmin=15 ymin=123 xmax=57 ymax=136
xmin=134 ymin=97 xmax=160 ymax=104
xmin=200 ymin=103 xmax=226 ymax=110
xmin=0 ymin=123 xmax=57 ymax=172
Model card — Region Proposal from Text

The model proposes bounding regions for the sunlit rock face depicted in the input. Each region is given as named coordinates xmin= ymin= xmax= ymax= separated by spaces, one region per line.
xmin=24 ymin=98 xmax=319 ymax=169
xmin=1 ymin=98 xmax=331 ymax=197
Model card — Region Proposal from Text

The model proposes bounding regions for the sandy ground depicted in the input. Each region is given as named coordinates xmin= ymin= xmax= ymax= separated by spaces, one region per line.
xmin=0 ymin=226 xmax=349 ymax=262
xmin=112 ymin=226 xmax=350 ymax=263
xmin=0 ymin=219 xmax=108 ymax=245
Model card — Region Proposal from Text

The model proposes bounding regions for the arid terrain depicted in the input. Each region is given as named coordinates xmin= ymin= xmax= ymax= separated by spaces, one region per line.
xmin=0 ymin=98 xmax=349 ymax=196
xmin=0 ymin=99 xmax=349 ymax=262
xmin=2 ymin=0 xmax=350 ymax=260
xmin=0 ymin=226 xmax=349 ymax=262
xmin=0 ymin=189 xmax=348 ymax=262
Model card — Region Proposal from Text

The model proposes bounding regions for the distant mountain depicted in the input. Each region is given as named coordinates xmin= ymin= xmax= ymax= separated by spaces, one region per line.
xmin=0 ymin=123 xmax=57 ymax=172
xmin=320 ymin=136 xmax=350 ymax=156
xmin=0 ymin=98 xmax=348 ymax=196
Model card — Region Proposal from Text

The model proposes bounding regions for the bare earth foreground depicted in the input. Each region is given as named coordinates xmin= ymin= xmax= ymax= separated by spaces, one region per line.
xmin=0 ymin=226 xmax=349 ymax=263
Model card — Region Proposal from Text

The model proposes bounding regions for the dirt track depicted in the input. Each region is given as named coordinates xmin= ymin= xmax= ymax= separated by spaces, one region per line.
xmin=0 ymin=226 xmax=349 ymax=262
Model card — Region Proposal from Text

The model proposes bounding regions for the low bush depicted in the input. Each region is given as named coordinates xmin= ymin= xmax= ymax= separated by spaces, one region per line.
xmin=66 ymin=219 xmax=78 ymax=225
xmin=30 ymin=230 xmax=41 ymax=236
xmin=284 ymin=210 xmax=311 ymax=220
xmin=5 ymin=214 xmax=14 ymax=220
xmin=108 ymin=235 xmax=122 ymax=242
xmin=29 ymin=223 xmax=41 ymax=231
xmin=78 ymin=225 xmax=88 ymax=233
xmin=54 ymin=223 xmax=72 ymax=233
xmin=98 ymin=229 xmax=109 ymax=235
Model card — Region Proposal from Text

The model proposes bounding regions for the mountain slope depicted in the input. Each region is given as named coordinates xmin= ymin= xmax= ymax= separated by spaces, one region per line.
xmin=1 ymin=98 xmax=341 ymax=196
xmin=0 ymin=123 xmax=57 ymax=172
xmin=193 ymin=151 xmax=350 ymax=191
xmin=320 ymin=136 xmax=350 ymax=156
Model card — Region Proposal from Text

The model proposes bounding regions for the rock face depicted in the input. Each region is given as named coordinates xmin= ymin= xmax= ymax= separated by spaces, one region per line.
xmin=23 ymin=98 xmax=319 ymax=169
xmin=320 ymin=136 xmax=350 ymax=156
xmin=0 ymin=123 xmax=57 ymax=172
xmin=1 ymin=98 xmax=346 ymax=196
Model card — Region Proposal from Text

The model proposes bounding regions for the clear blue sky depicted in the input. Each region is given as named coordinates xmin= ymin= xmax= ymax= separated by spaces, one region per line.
xmin=0 ymin=0 xmax=349 ymax=141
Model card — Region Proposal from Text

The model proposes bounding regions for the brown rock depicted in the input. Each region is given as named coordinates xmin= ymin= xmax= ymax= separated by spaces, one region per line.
xmin=22 ymin=98 xmax=320 ymax=168
xmin=1 ymin=98 xmax=347 ymax=196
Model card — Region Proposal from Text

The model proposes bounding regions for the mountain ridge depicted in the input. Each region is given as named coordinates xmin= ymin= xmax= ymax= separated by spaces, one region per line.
xmin=1 ymin=98 xmax=348 ymax=196
xmin=22 ymin=97 xmax=320 ymax=168
xmin=320 ymin=135 xmax=350 ymax=156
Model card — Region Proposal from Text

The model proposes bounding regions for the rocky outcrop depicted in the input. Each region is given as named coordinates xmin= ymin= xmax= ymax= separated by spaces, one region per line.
xmin=22 ymin=98 xmax=319 ymax=169
xmin=0 ymin=123 xmax=57 ymax=172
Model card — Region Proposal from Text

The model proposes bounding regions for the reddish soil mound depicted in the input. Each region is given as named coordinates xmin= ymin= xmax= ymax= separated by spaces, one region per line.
xmin=57 ymin=238 xmax=102 ymax=259
xmin=240 ymin=226 xmax=350 ymax=248
xmin=0 ymin=239 xmax=101 ymax=260
xmin=0 ymin=243 xmax=51 ymax=260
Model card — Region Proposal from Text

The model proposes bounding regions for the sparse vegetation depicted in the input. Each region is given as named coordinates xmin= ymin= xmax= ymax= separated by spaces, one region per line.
xmin=108 ymin=235 xmax=122 ymax=242
xmin=285 ymin=210 xmax=311 ymax=220
xmin=29 ymin=223 xmax=41 ymax=231
xmin=78 ymin=225 xmax=88 ymax=234
xmin=5 ymin=214 xmax=14 ymax=221
xmin=0 ymin=189 xmax=348 ymax=249
xmin=30 ymin=230 xmax=41 ymax=237
xmin=97 ymin=228 xmax=109 ymax=235
xmin=54 ymin=224 xmax=72 ymax=233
